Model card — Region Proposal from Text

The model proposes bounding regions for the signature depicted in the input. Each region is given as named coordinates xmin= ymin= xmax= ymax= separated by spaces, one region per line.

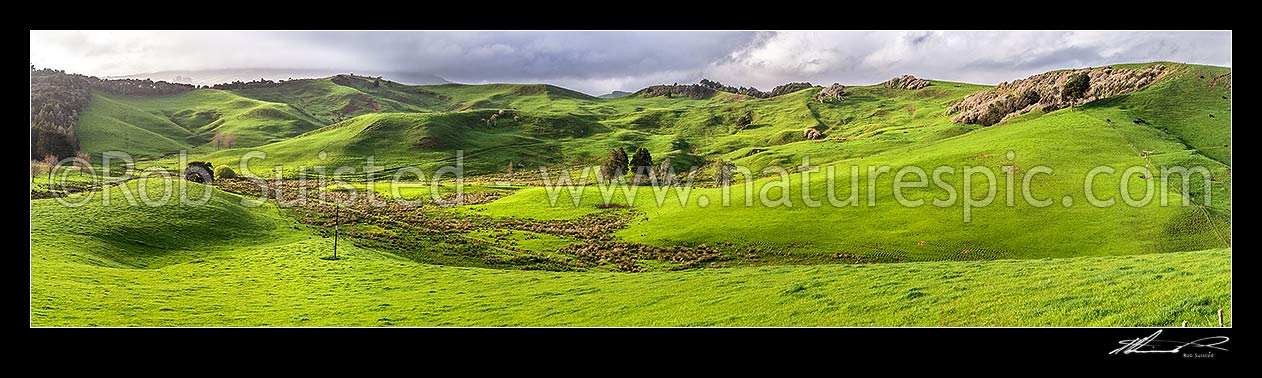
xmin=1110 ymin=330 xmax=1229 ymax=355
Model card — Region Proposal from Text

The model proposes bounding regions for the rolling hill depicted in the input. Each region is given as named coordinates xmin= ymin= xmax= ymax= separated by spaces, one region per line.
xmin=30 ymin=180 xmax=1231 ymax=326
xmin=33 ymin=61 xmax=1232 ymax=326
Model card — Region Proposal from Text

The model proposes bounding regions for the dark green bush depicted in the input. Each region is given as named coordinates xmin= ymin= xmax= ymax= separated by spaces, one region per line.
xmin=1062 ymin=73 xmax=1090 ymax=99
xmin=215 ymin=166 xmax=237 ymax=179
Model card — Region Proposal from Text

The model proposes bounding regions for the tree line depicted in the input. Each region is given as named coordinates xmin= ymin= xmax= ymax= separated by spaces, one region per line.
xmin=210 ymin=78 xmax=283 ymax=90
xmin=30 ymin=66 xmax=200 ymax=160
xmin=636 ymin=79 xmax=818 ymax=100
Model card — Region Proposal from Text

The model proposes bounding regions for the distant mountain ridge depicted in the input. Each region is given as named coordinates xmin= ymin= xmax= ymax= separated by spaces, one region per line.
xmin=598 ymin=91 xmax=632 ymax=99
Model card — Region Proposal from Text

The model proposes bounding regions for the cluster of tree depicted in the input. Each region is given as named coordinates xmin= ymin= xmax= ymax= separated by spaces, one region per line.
xmin=599 ymin=147 xmax=672 ymax=185
xmin=92 ymin=78 xmax=195 ymax=96
xmin=638 ymin=79 xmax=817 ymax=100
xmin=211 ymin=133 xmax=238 ymax=149
xmin=329 ymin=73 xmax=382 ymax=87
xmin=30 ymin=152 xmax=91 ymax=184
xmin=634 ymin=84 xmax=717 ymax=99
xmin=30 ymin=66 xmax=199 ymax=159
xmin=698 ymin=79 xmax=767 ymax=98
xmin=210 ymin=78 xmax=282 ymax=90
xmin=30 ymin=68 xmax=91 ymax=160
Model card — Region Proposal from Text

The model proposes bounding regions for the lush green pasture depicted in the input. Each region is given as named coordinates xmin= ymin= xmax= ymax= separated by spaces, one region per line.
xmin=30 ymin=181 xmax=1231 ymax=326
xmin=471 ymin=109 xmax=1230 ymax=261
xmin=123 ymin=79 xmax=994 ymax=177
xmin=78 ymin=90 xmax=323 ymax=158
xmin=37 ymin=62 xmax=1231 ymax=326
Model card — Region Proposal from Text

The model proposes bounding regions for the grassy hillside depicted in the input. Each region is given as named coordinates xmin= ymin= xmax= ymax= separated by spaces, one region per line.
xmin=1080 ymin=63 xmax=1231 ymax=214
xmin=462 ymin=62 xmax=1231 ymax=262
xmin=471 ymin=108 xmax=1230 ymax=262
xmin=30 ymin=182 xmax=1230 ymax=326
xmin=78 ymin=94 xmax=198 ymax=158
xmin=40 ymin=62 xmax=1232 ymax=326
xmin=31 ymin=180 xmax=294 ymax=268
xmin=78 ymin=90 xmax=323 ymax=158
xmin=132 ymin=80 xmax=988 ymax=177
xmin=229 ymin=77 xmax=437 ymax=123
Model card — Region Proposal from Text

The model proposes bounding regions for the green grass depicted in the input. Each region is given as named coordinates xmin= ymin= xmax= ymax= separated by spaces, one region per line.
xmin=42 ymin=62 xmax=1232 ymax=326
xmin=103 ymin=78 xmax=993 ymax=177
xmin=30 ymin=182 xmax=1231 ymax=326
xmin=78 ymin=90 xmax=323 ymax=158
xmin=1080 ymin=63 xmax=1231 ymax=214
xmin=471 ymin=108 xmax=1229 ymax=262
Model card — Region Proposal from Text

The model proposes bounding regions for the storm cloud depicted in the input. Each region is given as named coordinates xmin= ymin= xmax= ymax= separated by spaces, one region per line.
xmin=30 ymin=30 xmax=1231 ymax=96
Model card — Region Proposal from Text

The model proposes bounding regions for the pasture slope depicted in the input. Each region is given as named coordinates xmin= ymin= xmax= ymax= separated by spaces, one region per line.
xmin=32 ymin=62 xmax=1231 ymax=326
xmin=31 ymin=181 xmax=1230 ymax=326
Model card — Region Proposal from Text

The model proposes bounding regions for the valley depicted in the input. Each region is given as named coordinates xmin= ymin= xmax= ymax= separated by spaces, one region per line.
xmin=30 ymin=61 xmax=1232 ymax=326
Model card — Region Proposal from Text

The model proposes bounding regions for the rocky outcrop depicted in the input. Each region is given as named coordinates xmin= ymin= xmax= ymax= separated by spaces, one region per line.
xmin=881 ymin=75 xmax=930 ymax=90
xmin=815 ymin=83 xmax=847 ymax=103
xmin=946 ymin=64 xmax=1166 ymax=126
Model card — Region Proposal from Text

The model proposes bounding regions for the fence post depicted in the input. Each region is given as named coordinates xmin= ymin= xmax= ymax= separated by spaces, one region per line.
xmin=1218 ymin=309 xmax=1224 ymax=327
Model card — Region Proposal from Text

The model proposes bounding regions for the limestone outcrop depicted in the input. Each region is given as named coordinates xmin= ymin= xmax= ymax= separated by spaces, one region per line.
xmin=946 ymin=65 xmax=1166 ymax=126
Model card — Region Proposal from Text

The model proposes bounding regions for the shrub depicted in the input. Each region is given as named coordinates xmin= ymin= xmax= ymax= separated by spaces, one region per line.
xmin=1021 ymin=89 xmax=1041 ymax=104
xmin=735 ymin=113 xmax=753 ymax=129
xmin=1062 ymin=72 xmax=1090 ymax=99
xmin=185 ymin=161 xmax=214 ymax=183
xmin=215 ymin=166 xmax=237 ymax=179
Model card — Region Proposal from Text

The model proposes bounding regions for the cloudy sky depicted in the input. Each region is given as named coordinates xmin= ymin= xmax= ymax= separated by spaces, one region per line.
xmin=30 ymin=30 xmax=1232 ymax=95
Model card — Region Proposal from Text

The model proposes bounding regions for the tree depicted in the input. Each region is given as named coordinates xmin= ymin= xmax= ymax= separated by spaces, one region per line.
xmin=657 ymin=159 xmax=676 ymax=186
xmin=600 ymin=147 xmax=629 ymax=180
xmin=30 ymin=160 xmax=44 ymax=183
xmin=223 ymin=134 xmax=237 ymax=148
xmin=74 ymin=152 xmax=91 ymax=174
xmin=184 ymin=161 xmax=214 ymax=183
xmin=1062 ymin=72 xmax=1090 ymax=99
xmin=629 ymin=148 xmax=653 ymax=184
xmin=41 ymin=154 xmax=59 ymax=183
xmin=212 ymin=132 xmax=223 ymax=149
xmin=715 ymin=160 xmax=736 ymax=187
